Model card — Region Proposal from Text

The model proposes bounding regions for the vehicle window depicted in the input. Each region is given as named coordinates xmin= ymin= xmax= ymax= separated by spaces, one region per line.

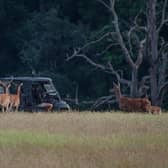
xmin=43 ymin=83 xmax=56 ymax=93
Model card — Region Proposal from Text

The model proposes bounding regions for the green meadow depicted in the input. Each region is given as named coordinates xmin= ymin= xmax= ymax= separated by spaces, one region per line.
xmin=0 ymin=112 xmax=168 ymax=168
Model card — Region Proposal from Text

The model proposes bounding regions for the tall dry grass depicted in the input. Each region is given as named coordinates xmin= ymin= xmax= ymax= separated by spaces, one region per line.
xmin=0 ymin=111 xmax=168 ymax=168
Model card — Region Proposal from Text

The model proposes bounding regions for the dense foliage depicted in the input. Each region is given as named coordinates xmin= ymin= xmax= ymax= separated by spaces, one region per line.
xmin=0 ymin=0 xmax=167 ymax=109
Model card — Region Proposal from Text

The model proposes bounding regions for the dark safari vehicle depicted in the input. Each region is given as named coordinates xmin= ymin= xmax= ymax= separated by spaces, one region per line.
xmin=0 ymin=77 xmax=70 ymax=112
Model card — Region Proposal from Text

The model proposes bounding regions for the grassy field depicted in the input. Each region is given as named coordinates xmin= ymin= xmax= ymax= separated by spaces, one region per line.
xmin=0 ymin=111 xmax=168 ymax=168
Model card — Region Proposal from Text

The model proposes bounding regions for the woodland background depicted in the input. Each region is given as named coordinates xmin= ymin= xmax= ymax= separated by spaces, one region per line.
xmin=0 ymin=0 xmax=168 ymax=110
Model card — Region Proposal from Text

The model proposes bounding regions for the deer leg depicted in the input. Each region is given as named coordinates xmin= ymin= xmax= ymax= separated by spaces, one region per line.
xmin=9 ymin=104 xmax=12 ymax=112
xmin=6 ymin=105 xmax=10 ymax=113
xmin=148 ymin=110 xmax=152 ymax=114
xmin=15 ymin=106 xmax=18 ymax=112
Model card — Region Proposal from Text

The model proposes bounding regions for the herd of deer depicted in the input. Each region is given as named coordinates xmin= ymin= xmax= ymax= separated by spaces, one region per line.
xmin=113 ymin=83 xmax=162 ymax=114
xmin=0 ymin=80 xmax=22 ymax=112
xmin=0 ymin=79 xmax=162 ymax=114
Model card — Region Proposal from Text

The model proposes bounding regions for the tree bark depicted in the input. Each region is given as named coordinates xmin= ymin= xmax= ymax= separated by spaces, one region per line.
xmin=131 ymin=66 xmax=138 ymax=97
xmin=147 ymin=0 xmax=159 ymax=105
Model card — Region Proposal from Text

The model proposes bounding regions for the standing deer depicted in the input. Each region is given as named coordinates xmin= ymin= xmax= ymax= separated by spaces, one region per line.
xmin=9 ymin=83 xmax=23 ymax=112
xmin=145 ymin=105 xmax=162 ymax=115
xmin=0 ymin=81 xmax=11 ymax=112
xmin=113 ymin=82 xmax=151 ymax=112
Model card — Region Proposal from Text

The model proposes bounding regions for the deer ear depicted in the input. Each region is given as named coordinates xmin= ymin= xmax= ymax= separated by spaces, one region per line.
xmin=7 ymin=83 xmax=11 ymax=88
xmin=145 ymin=94 xmax=148 ymax=98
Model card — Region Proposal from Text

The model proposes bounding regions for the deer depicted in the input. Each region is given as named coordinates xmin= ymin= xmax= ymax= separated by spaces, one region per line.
xmin=145 ymin=105 xmax=162 ymax=115
xmin=113 ymin=82 xmax=151 ymax=112
xmin=0 ymin=81 xmax=11 ymax=112
xmin=9 ymin=83 xmax=23 ymax=112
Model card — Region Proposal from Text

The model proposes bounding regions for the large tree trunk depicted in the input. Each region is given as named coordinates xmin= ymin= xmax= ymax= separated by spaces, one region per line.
xmin=147 ymin=0 xmax=159 ymax=105
xmin=131 ymin=67 xmax=138 ymax=97
xmin=150 ymin=66 xmax=158 ymax=104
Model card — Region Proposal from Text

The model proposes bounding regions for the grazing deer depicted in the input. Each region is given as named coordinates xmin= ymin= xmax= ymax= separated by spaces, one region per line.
xmin=9 ymin=83 xmax=23 ymax=112
xmin=0 ymin=81 xmax=11 ymax=112
xmin=145 ymin=105 xmax=162 ymax=115
xmin=113 ymin=82 xmax=151 ymax=112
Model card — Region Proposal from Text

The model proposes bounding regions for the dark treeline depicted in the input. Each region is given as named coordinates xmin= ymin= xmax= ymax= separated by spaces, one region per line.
xmin=0 ymin=0 xmax=168 ymax=110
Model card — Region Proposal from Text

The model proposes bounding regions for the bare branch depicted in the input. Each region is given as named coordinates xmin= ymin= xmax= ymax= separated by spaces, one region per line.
xmin=127 ymin=10 xmax=147 ymax=67
xmin=108 ymin=0 xmax=135 ymax=67
xmin=97 ymin=0 xmax=112 ymax=12
xmin=159 ymin=37 xmax=165 ymax=55
xmin=138 ymin=75 xmax=150 ymax=97
xmin=66 ymin=32 xmax=111 ymax=61
xmin=128 ymin=26 xmax=147 ymax=58
xmin=158 ymin=19 xmax=168 ymax=33
xmin=159 ymin=39 xmax=168 ymax=55
xmin=67 ymin=52 xmax=107 ymax=70
xmin=107 ymin=62 xmax=131 ymax=86
xmin=79 ymin=32 xmax=111 ymax=52
xmin=157 ymin=0 xmax=168 ymax=33
xmin=109 ymin=0 xmax=115 ymax=9
xmin=96 ymin=42 xmax=119 ymax=56
xmin=92 ymin=25 xmax=112 ymax=38
xmin=128 ymin=25 xmax=137 ymax=57
xmin=95 ymin=1 xmax=133 ymax=66
xmin=91 ymin=95 xmax=116 ymax=110
xmin=135 ymin=39 xmax=146 ymax=66
xmin=158 ymin=81 xmax=168 ymax=100
xmin=68 ymin=48 xmax=131 ymax=87
xmin=159 ymin=52 xmax=168 ymax=86
xmin=133 ymin=9 xmax=143 ymax=25
xmin=133 ymin=10 xmax=148 ymax=32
